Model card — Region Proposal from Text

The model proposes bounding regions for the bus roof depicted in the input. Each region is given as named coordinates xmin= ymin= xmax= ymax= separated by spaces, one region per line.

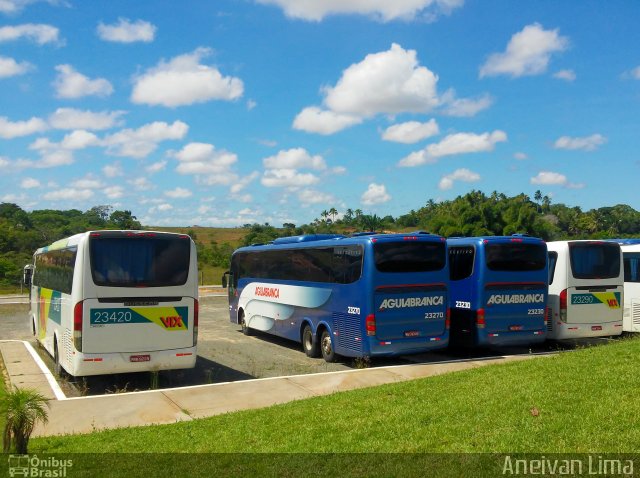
xmin=235 ymin=231 xmax=445 ymax=253
xmin=447 ymin=235 xmax=545 ymax=246
xmin=35 ymin=229 xmax=192 ymax=254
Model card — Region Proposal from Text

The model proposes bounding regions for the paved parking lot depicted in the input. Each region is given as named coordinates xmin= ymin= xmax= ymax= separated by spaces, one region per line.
xmin=0 ymin=295 xmax=613 ymax=397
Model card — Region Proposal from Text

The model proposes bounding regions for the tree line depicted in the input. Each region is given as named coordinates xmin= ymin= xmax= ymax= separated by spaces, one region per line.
xmin=0 ymin=203 xmax=140 ymax=287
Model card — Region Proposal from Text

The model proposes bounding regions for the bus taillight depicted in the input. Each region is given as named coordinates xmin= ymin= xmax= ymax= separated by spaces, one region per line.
xmin=445 ymin=308 xmax=451 ymax=329
xmin=476 ymin=308 xmax=485 ymax=329
xmin=366 ymin=314 xmax=376 ymax=336
xmin=73 ymin=300 xmax=83 ymax=352
xmin=193 ymin=299 xmax=199 ymax=346
xmin=559 ymin=289 xmax=568 ymax=322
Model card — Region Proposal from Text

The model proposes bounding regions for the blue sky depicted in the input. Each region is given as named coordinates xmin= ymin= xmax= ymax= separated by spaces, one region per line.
xmin=0 ymin=0 xmax=638 ymax=227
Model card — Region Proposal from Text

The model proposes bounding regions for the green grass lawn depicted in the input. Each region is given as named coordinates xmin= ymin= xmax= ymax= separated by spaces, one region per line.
xmin=31 ymin=336 xmax=640 ymax=454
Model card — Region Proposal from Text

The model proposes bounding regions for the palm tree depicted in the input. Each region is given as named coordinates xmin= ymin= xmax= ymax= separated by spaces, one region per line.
xmin=328 ymin=207 xmax=338 ymax=222
xmin=320 ymin=210 xmax=329 ymax=223
xmin=3 ymin=387 xmax=50 ymax=454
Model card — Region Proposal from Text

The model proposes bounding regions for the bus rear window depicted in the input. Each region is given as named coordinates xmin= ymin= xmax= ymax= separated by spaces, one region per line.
xmin=374 ymin=242 xmax=446 ymax=273
xmin=569 ymin=242 xmax=620 ymax=279
xmin=485 ymin=243 xmax=546 ymax=271
xmin=90 ymin=236 xmax=190 ymax=287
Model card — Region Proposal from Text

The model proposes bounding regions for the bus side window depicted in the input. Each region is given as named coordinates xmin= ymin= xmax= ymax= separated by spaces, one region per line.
xmin=449 ymin=246 xmax=474 ymax=281
xmin=548 ymin=252 xmax=558 ymax=284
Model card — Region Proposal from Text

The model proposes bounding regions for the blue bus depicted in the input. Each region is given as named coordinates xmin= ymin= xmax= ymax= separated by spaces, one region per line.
xmin=222 ymin=232 xmax=450 ymax=362
xmin=447 ymin=235 xmax=548 ymax=347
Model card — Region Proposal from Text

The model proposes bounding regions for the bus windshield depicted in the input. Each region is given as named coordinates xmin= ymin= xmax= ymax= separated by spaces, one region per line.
xmin=374 ymin=241 xmax=446 ymax=273
xmin=569 ymin=242 xmax=620 ymax=279
xmin=485 ymin=243 xmax=546 ymax=272
xmin=90 ymin=235 xmax=190 ymax=287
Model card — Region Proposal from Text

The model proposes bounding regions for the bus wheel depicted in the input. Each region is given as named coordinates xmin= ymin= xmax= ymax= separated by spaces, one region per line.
xmin=53 ymin=341 xmax=67 ymax=379
xmin=320 ymin=329 xmax=336 ymax=363
xmin=240 ymin=313 xmax=252 ymax=336
xmin=302 ymin=325 xmax=320 ymax=358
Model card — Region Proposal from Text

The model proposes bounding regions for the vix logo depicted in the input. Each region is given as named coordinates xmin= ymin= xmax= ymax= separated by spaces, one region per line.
xmin=160 ymin=315 xmax=184 ymax=329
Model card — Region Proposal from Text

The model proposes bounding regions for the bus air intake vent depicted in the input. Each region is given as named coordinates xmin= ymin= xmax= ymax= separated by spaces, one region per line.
xmin=632 ymin=300 xmax=640 ymax=331
xmin=332 ymin=312 xmax=363 ymax=354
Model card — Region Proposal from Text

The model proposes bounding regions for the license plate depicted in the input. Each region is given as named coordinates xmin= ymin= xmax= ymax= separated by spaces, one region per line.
xmin=509 ymin=325 xmax=523 ymax=331
xmin=130 ymin=355 xmax=150 ymax=362
xmin=404 ymin=330 xmax=419 ymax=337
xmin=591 ymin=326 xmax=602 ymax=331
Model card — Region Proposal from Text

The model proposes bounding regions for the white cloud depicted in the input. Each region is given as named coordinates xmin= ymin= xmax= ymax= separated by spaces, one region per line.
xmin=104 ymin=120 xmax=188 ymax=158
xmin=164 ymin=187 xmax=192 ymax=199
xmin=60 ymin=130 xmax=100 ymax=149
xmin=530 ymin=170 xmax=585 ymax=189
xmin=440 ymin=91 xmax=493 ymax=117
xmin=438 ymin=168 xmax=480 ymax=190
xmin=130 ymin=177 xmax=153 ymax=191
xmin=261 ymin=169 xmax=319 ymax=188
xmin=102 ymin=162 xmax=122 ymax=178
xmin=131 ymin=48 xmax=243 ymax=107
xmin=0 ymin=55 xmax=32 ymax=78
xmin=146 ymin=160 xmax=167 ymax=173
xmin=263 ymin=148 xmax=326 ymax=170
xmin=514 ymin=152 xmax=528 ymax=160
xmin=553 ymin=69 xmax=576 ymax=81
xmin=255 ymin=0 xmax=463 ymax=22
xmin=53 ymin=64 xmax=114 ymax=99
xmin=479 ymin=23 xmax=569 ymax=78
xmin=97 ymin=18 xmax=156 ymax=43
xmin=0 ymin=1 xmax=61 ymax=14
xmin=361 ymin=182 xmax=391 ymax=206
xmin=173 ymin=142 xmax=238 ymax=185
xmin=230 ymin=171 xmax=259 ymax=194
xmin=20 ymin=177 xmax=40 ymax=188
xmin=382 ymin=119 xmax=439 ymax=144
xmin=104 ymin=186 xmax=124 ymax=199
xmin=0 ymin=23 xmax=60 ymax=44
xmin=157 ymin=203 xmax=173 ymax=211
xmin=297 ymin=189 xmax=338 ymax=205
xmin=71 ymin=176 xmax=103 ymax=189
xmin=48 ymin=108 xmax=125 ymax=130
xmin=292 ymin=107 xmax=362 ymax=135
xmin=43 ymin=188 xmax=93 ymax=201
xmin=0 ymin=116 xmax=47 ymax=138
xmin=326 ymin=43 xmax=439 ymax=117
xmin=629 ymin=66 xmax=640 ymax=80
xmin=399 ymin=130 xmax=507 ymax=167
xmin=553 ymin=134 xmax=606 ymax=152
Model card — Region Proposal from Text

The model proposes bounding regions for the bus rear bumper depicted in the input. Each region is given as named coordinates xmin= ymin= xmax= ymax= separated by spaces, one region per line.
xmin=70 ymin=346 xmax=197 ymax=376
xmin=477 ymin=330 xmax=547 ymax=347
xmin=366 ymin=335 xmax=449 ymax=357
xmin=548 ymin=321 xmax=623 ymax=340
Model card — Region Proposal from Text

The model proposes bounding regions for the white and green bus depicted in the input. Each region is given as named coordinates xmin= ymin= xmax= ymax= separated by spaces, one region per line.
xmin=24 ymin=230 xmax=198 ymax=377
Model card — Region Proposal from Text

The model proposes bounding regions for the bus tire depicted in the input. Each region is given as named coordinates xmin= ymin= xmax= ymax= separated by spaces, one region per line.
xmin=302 ymin=324 xmax=320 ymax=358
xmin=239 ymin=312 xmax=252 ymax=336
xmin=320 ymin=329 xmax=337 ymax=363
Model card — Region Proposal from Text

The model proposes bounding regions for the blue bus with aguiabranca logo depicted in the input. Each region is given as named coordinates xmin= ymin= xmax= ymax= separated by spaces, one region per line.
xmin=447 ymin=235 xmax=548 ymax=347
xmin=222 ymin=232 xmax=450 ymax=362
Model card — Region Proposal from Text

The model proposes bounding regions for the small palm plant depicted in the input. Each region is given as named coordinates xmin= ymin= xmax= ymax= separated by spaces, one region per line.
xmin=3 ymin=387 xmax=50 ymax=454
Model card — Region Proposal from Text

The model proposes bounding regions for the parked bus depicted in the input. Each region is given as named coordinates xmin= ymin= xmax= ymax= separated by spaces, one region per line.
xmin=546 ymin=240 xmax=623 ymax=339
xmin=447 ymin=235 xmax=548 ymax=347
xmin=24 ymin=230 xmax=199 ymax=377
xmin=222 ymin=233 xmax=450 ymax=362
xmin=609 ymin=240 xmax=640 ymax=332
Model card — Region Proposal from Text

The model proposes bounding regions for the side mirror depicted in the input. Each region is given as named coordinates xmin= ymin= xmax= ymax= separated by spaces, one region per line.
xmin=221 ymin=271 xmax=229 ymax=288
xmin=23 ymin=264 xmax=34 ymax=286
